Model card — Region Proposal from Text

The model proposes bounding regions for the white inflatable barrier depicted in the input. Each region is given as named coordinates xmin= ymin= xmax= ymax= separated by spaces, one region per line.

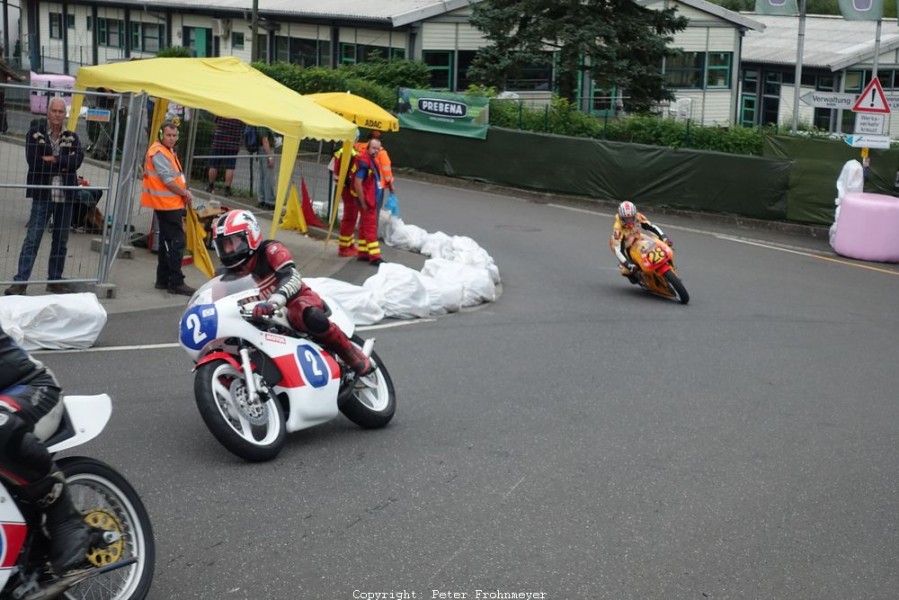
xmin=312 ymin=211 xmax=501 ymax=325
xmin=0 ymin=293 xmax=107 ymax=351
xmin=829 ymin=160 xmax=899 ymax=263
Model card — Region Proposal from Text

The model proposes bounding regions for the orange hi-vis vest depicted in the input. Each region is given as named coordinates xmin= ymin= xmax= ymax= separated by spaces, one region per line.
xmin=141 ymin=142 xmax=187 ymax=210
xmin=354 ymin=141 xmax=394 ymax=189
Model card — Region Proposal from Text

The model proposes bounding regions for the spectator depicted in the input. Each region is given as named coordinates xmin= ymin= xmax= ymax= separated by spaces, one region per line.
xmin=141 ymin=120 xmax=196 ymax=296
xmin=254 ymin=126 xmax=277 ymax=209
xmin=354 ymin=130 xmax=395 ymax=208
xmin=207 ymin=116 xmax=244 ymax=197
xmin=5 ymin=97 xmax=84 ymax=296
xmin=0 ymin=45 xmax=25 ymax=134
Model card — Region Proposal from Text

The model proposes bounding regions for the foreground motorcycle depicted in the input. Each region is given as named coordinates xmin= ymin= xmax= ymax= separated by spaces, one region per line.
xmin=615 ymin=233 xmax=689 ymax=304
xmin=0 ymin=394 xmax=155 ymax=600
xmin=178 ymin=273 xmax=396 ymax=462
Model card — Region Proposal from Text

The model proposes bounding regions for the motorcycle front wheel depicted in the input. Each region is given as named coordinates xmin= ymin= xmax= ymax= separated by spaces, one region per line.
xmin=665 ymin=270 xmax=690 ymax=305
xmin=194 ymin=359 xmax=286 ymax=462
xmin=59 ymin=456 xmax=155 ymax=600
xmin=338 ymin=335 xmax=397 ymax=429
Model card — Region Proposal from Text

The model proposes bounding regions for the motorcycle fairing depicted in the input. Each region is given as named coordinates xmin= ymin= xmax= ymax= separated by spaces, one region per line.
xmin=180 ymin=304 xmax=219 ymax=352
xmin=0 ymin=485 xmax=27 ymax=588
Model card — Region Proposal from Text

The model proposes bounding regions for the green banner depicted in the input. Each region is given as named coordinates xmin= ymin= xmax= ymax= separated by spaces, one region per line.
xmin=397 ymin=88 xmax=489 ymax=139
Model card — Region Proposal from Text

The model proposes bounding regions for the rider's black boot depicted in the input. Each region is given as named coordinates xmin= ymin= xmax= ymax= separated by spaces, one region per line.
xmin=25 ymin=471 xmax=92 ymax=574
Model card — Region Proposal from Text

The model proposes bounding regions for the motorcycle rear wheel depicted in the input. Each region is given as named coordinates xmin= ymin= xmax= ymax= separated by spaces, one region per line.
xmin=338 ymin=335 xmax=396 ymax=429
xmin=59 ymin=456 xmax=155 ymax=600
xmin=195 ymin=359 xmax=286 ymax=462
xmin=665 ymin=270 xmax=690 ymax=305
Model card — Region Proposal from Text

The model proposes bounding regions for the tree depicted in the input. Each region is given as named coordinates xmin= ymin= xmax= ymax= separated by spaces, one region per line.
xmin=468 ymin=0 xmax=688 ymax=112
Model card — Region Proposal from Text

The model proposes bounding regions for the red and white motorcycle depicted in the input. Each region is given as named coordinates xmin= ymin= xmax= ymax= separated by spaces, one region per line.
xmin=178 ymin=273 xmax=396 ymax=462
xmin=0 ymin=394 xmax=155 ymax=600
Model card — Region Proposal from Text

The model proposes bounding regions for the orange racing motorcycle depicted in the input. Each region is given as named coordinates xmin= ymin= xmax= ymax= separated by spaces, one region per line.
xmin=613 ymin=233 xmax=689 ymax=304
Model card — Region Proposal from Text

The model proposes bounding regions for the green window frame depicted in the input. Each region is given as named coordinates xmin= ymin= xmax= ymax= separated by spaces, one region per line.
xmin=49 ymin=13 xmax=63 ymax=39
xmin=98 ymin=18 xmax=124 ymax=48
xmin=665 ymin=52 xmax=704 ymax=89
xmin=705 ymin=52 xmax=732 ymax=88
xmin=232 ymin=32 xmax=244 ymax=50
xmin=423 ymin=50 xmax=453 ymax=90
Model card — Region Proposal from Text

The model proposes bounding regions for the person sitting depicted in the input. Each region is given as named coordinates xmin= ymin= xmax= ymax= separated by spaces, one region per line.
xmin=610 ymin=200 xmax=672 ymax=282
xmin=71 ymin=176 xmax=104 ymax=233
xmin=0 ymin=325 xmax=94 ymax=574
xmin=211 ymin=209 xmax=374 ymax=376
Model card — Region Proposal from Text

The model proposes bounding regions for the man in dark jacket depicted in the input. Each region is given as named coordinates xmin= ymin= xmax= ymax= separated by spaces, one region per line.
xmin=5 ymin=96 xmax=84 ymax=296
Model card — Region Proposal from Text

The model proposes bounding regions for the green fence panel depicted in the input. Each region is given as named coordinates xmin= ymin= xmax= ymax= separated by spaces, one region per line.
xmin=388 ymin=127 xmax=790 ymax=220
xmin=763 ymin=135 xmax=899 ymax=225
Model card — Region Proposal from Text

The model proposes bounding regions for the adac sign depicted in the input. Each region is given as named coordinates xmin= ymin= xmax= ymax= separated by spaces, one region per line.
xmin=416 ymin=98 xmax=468 ymax=119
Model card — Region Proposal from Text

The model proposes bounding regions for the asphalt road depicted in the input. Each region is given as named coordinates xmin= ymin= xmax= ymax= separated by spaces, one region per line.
xmin=39 ymin=176 xmax=899 ymax=600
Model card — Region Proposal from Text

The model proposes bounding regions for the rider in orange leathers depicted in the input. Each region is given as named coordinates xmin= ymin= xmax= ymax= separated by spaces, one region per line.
xmin=610 ymin=201 xmax=672 ymax=282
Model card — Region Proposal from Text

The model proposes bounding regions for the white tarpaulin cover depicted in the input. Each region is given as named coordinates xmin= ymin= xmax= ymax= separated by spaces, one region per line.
xmin=0 ymin=293 xmax=107 ymax=351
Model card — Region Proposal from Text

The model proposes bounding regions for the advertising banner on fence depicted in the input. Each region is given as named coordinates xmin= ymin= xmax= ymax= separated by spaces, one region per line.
xmin=397 ymin=88 xmax=489 ymax=139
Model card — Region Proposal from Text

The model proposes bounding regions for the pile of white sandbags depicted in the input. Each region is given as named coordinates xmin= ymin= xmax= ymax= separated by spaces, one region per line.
xmin=309 ymin=212 xmax=501 ymax=325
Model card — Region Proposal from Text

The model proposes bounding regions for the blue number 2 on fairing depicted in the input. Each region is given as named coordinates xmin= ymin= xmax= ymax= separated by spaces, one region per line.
xmin=179 ymin=305 xmax=218 ymax=351
xmin=296 ymin=344 xmax=329 ymax=388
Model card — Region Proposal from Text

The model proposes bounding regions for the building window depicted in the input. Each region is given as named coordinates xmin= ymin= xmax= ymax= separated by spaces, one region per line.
xmin=339 ymin=43 xmax=404 ymax=65
xmin=49 ymin=12 xmax=63 ymax=39
xmin=67 ymin=14 xmax=75 ymax=29
xmin=424 ymin=51 xmax=453 ymax=89
xmin=98 ymin=18 xmax=124 ymax=48
xmin=275 ymin=36 xmax=331 ymax=67
xmin=458 ymin=51 xmax=476 ymax=91
xmin=232 ymin=32 xmax=244 ymax=50
xmin=505 ymin=53 xmax=553 ymax=91
xmin=139 ymin=23 xmax=163 ymax=53
xmin=87 ymin=16 xmax=92 ymax=31
xmin=706 ymin=52 xmax=732 ymax=88
xmin=665 ymin=52 xmax=704 ymax=89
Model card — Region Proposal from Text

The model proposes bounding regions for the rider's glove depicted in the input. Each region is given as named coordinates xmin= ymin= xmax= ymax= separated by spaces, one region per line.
xmin=626 ymin=262 xmax=639 ymax=274
xmin=664 ymin=237 xmax=673 ymax=248
xmin=252 ymin=293 xmax=286 ymax=320
xmin=252 ymin=302 xmax=276 ymax=320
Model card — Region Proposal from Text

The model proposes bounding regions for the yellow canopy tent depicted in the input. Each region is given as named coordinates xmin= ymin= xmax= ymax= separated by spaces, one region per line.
xmin=66 ymin=57 xmax=358 ymax=238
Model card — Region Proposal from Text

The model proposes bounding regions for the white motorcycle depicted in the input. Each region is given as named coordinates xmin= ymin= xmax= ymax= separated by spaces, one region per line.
xmin=178 ymin=273 xmax=396 ymax=462
xmin=0 ymin=394 xmax=155 ymax=600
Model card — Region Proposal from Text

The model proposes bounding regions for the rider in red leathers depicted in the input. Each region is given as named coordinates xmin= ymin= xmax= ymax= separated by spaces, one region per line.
xmin=610 ymin=201 xmax=672 ymax=282
xmin=211 ymin=209 xmax=373 ymax=376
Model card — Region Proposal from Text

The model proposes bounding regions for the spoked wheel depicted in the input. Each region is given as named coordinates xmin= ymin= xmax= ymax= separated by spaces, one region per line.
xmin=664 ymin=270 xmax=690 ymax=305
xmin=338 ymin=336 xmax=396 ymax=429
xmin=59 ymin=457 xmax=155 ymax=600
xmin=194 ymin=359 xmax=286 ymax=462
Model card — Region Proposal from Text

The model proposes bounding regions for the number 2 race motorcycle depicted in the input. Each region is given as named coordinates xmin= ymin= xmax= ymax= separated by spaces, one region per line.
xmin=0 ymin=394 xmax=155 ymax=600
xmin=615 ymin=233 xmax=689 ymax=304
xmin=178 ymin=273 xmax=396 ymax=462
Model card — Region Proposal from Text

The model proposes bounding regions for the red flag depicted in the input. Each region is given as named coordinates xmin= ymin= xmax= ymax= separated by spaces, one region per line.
xmin=301 ymin=178 xmax=326 ymax=228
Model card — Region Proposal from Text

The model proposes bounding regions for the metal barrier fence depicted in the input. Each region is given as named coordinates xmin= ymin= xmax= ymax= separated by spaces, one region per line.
xmin=0 ymin=91 xmax=345 ymax=297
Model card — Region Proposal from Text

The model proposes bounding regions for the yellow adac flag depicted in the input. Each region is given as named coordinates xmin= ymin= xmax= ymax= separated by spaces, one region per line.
xmin=279 ymin=183 xmax=308 ymax=234
xmin=185 ymin=206 xmax=216 ymax=279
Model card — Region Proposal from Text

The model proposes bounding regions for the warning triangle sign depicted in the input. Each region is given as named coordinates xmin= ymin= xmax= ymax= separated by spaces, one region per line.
xmin=852 ymin=78 xmax=891 ymax=114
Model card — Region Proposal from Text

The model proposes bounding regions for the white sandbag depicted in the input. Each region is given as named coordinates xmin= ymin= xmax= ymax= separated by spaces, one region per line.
xmin=449 ymin=236 xmax=501 ymax=284
xmin=304 ymin=277 xmax=385 ymax=326
xmin=420 ymin=274 xmax=463 ymax=315
xmin=383 ymin=217 xmax=428 ymax=252
xmin=421 ymin=258 xmax=496 ymax=307
xmin=836 ymin=160 xmax=864 ymax=199
xmin=0 ymin=293 xmax=107 ymax=351
xmin=362 ymin=263 xmax=431 ymax=319
xmin=420 ymin=231 xmax=454 ymax=258
xmin=831 ymin=160 xmax=865 ymax=249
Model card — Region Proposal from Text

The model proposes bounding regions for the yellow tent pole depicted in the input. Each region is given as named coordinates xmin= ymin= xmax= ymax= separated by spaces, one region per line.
xmin=326 ymin=139 xmax=353 ymax=247
xmin=148 ymin=98 xmax=170 ymax=144
xmin=269 ymin=135 xmax=300 ymax=239
xmin=66 ymin=85 xmax=85 ymax=131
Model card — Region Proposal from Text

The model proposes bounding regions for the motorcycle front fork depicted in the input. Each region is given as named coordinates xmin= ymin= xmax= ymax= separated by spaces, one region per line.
xmin=238 ymin=345 xmax=260 ymax=403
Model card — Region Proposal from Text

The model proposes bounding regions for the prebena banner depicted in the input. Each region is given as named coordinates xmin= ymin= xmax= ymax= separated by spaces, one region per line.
xmin=397 ymin=88 xmax=489 ymax=140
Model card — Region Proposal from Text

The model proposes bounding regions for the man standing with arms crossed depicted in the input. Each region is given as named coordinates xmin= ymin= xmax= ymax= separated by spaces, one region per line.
xmin=142 ymin=120 xmax=196 ymax=295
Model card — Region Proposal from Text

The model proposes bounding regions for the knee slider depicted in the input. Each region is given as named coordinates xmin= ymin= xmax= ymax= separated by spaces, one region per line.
xmin=302 ymin=307 xmax=330 ymax=335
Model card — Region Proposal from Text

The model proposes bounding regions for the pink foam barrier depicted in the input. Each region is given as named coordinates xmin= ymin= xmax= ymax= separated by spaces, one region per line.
xmin=831 ymin=192 xmax=899 ymax=263
xmin=29 ymin=73 xmax=75 ymax=115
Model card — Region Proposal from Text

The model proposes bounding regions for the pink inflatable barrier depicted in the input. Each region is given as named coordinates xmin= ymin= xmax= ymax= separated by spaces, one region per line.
xmin=29 ymin=73 xmax=75 ymax=115
xmin=831 ymin=192 xmax=899 ymax=263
